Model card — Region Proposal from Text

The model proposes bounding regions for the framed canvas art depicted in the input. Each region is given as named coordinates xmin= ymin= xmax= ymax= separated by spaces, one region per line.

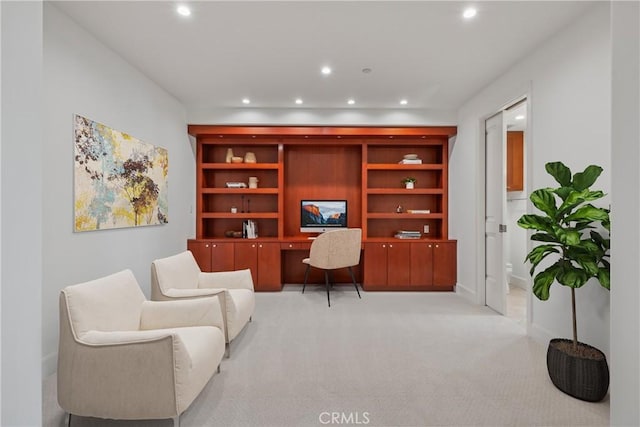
xmin=74 ymin=114 xmax=168 ymax=232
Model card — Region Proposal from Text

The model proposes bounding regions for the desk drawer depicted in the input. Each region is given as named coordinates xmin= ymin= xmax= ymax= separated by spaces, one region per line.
xmin=281 ymin=242 xmax=312 ymax=250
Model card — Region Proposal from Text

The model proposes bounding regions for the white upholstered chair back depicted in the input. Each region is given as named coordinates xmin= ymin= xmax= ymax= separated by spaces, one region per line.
xmin=61 ymin=269 xmax=145 ymax=337
xmin=151 ymin=251 xmax=201 ymax=299
xmin=308 ymin=228 xmax=362 ymax=270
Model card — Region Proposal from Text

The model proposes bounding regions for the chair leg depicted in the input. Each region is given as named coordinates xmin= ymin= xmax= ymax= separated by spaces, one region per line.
xmin=249 ymin=316 xmax=252 ymax=322
xmin=173 ymin=415 xmax=180 ymax=427
xmin=348 ymin=266 xmax=361 ymax=299
xmin=302 ymin=264 xmax=310 ymax=293
xmin=64 ymin=413 xmax=72 ymax=427
xmin=324 ymin=270 xmax=331 ymax=307
xmin=218 ymin=364 xmax=221 ymax=374
xmin=226 ymin=342 xmax=231 ymax=358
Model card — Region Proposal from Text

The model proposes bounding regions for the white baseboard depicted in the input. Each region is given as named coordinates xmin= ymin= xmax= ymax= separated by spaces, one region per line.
xmin=509 ymin=275 xmax=528 ymax=289
xmin=455 ymin=282 xmax=477 ymax=303
xmin=42 ymin=351 xmax=57 ymax=377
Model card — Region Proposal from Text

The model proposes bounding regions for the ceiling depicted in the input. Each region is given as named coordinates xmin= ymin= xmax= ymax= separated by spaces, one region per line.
xmin=51 ymin=1 xmax=595 ymax=113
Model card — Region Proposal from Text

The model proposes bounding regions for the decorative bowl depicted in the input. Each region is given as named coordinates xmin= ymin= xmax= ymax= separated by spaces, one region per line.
xmin=403 ymin=153 xmax=419 ymax=160
xmin=231 ymin=156 xmax=244 ymax=163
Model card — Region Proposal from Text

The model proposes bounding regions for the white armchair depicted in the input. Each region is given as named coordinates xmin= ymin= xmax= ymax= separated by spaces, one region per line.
xmin=151 ymin=250 xmax=255 ymax=353
xmin=57 ymin=269 xmax=226 ymax=426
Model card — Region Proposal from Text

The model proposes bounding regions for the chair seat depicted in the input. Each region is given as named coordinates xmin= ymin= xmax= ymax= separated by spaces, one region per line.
xmin=226 ymin=289 xmax=255 ymax=341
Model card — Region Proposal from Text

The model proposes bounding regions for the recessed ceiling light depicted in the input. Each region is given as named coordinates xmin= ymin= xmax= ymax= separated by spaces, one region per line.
xmin=177 ymin=5 xmax=191 ymax=17
xmin=362 ymin=68 xmax=372 ymax=74
xmin=321 ymin=66 xmax=332 ymax=75
xmin=399 ymin=99 xmax=408 ymax=105
xmin=295 ymin=98 xmax=303 ymax=105
xmin=463 ymin=7 xmax=477 ymax=19
xmin=242 ymin=98 xmax=251 ymax=105
xmin=515 ymin=115 xmax=525 ymax=120
xmin=347 ymin=99 xmax=355 ymax=105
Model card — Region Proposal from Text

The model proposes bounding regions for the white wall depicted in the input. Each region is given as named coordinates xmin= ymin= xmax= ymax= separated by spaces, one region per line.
xmin=41 ymin=4 xmax=195 ymax=375
xmin=610 ymin=1 xmax=640 ymax=425
xmin=451 ymin=3 xmax=611 ymax=354
xmin=188 ymin=107 xmax=456 ymax=126
xmin=1 ymin=1 xmax=43 ymax=424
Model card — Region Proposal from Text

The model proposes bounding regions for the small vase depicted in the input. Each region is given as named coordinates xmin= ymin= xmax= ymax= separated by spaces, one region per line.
xmin=244 ymin=152 xmax=257 ymax=163
xmin=405 ymin=182 xmax=414 ymax=189
xmin=225 ymin=148 xmax=234 ymax=163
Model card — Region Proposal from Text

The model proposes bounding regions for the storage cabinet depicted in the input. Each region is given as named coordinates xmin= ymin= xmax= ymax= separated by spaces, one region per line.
xmin=363 ymin=242 xmax=411 ymax=290
xmin=234 ymin=242 xmax=282 ymax=291
xmin=409 ymin=241 xmax=456 ymax=289
xmin=187 ymin=240 xmax=234 ymax=272
xmin=506 ymin=131 xmax=524 ymax=192
xmin=188 ymin=126 xmax=457 ymax=291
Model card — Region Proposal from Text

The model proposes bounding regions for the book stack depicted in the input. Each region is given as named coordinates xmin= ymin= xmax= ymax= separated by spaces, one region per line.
xmin=406 ymin=209 xmax=431 ymax=214
xmin=243 ymin=220 xmax=258 ymax=239
xmin=394 ymin=230 xmax=422 ymax=239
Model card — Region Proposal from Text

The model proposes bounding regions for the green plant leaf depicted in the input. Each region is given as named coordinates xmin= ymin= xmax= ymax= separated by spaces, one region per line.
xmin=554 ymin=186 xmax=573 ymax=201
xmin=554 ymin=226 xmax=581 ymax=246
xmin=598 ymin=269 xmax=611 ymax=290
xmin=546 ymin=162 xmax=572 ymax=187
xmin=525 ymin=244 xmax=560 ymax=275
xmin=572 ymin=165 xmax=603 ymax=191
xmin=590 ymin=231 xmax=610 ymax=250
xmin=557 ymin=189 xmax=604 ymax=216
xmin=565 ymin=205 xmax=610 ymax=223
xmin=531 ymin=232 xmax=559 ymax=243
xmin=557 ymin=263 xmax=589 ymax=288
xmin=533 ymin=263 xmax=561 ymax=300
xmin=530 ymin=189 xmax=557 ymax=218
xmin=517 ymin=214 xmax=553 ymax=233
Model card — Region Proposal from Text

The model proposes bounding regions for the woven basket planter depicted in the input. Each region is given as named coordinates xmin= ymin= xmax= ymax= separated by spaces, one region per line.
xmin=546 ymin=338 xmax=609 ymax=402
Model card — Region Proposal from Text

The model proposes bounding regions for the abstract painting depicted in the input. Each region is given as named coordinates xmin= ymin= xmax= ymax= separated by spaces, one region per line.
xmin=74 ymin=114 xmax=168 ymax=232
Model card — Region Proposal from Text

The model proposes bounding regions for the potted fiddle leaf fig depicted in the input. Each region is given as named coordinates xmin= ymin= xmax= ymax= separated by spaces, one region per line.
xmin=517 ymin=161 xmax=610 ymax=402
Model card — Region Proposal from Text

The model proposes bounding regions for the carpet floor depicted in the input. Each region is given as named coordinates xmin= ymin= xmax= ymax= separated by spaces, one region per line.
xmin=43 ymin=285 xmax=609 ymax=426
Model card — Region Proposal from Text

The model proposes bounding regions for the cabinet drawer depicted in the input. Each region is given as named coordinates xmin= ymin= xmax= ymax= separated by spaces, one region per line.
xmin=281 ymin=242 xmax=312 ymax=251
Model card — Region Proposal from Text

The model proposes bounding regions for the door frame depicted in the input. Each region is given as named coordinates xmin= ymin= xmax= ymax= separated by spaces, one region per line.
xmin=475 ymin=90 xmax=532 ymax=330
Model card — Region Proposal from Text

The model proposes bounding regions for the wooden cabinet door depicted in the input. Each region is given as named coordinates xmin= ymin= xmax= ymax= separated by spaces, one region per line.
xmin=256 ymin=243 xmax=282 ymax=291
xmin=410 ymin=242 xmax=434 ymax=287
xmin=210 ymin=242 xmax=235 ymax=272
xmin=507 ymin=131 xmax=524 ymax=191
xmin=363 ymin=243 xmax=388 ymax=289
xmin=432 ymin=242 xmax=457 ymax=286
xmin=188 ymin=241 xmax=212 ymax=272
xmin=234 ymin=242 xmax=258 ymax=285
xmin=386 ymin=242 xmax=411 ymax=287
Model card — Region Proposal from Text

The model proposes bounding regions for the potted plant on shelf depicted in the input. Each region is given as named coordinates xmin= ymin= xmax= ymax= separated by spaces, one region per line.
xmin=517 ymin=161 xmax=610 ymax=402
xmin=402 ymin=177 xmax=417 ymax=189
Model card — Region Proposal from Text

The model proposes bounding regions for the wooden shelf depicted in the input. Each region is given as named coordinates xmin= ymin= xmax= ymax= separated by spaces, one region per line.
xmin=366 ymin=164 xmax=444 ymax=171
xmin=201 ymin=163 xmax=279 ymax=170
xmin=200 ymin=212 xmax=279 ymax=219
xmin=366 ymin=188 xmax=444 ymax=195
xmin=201 ymin=188 xmax=280 ymax=194
xmin=366 ymin=213 xmax=444 ymax=219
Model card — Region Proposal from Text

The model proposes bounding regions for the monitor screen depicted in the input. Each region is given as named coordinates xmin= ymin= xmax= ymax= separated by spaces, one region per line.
xmin=300 ymin=200 xmax=347 ymax=233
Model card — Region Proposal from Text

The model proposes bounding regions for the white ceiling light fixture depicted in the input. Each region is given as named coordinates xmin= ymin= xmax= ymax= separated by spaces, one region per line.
xmin=295 ymin=98 xmax=303 ymax=105
xmin=399 ymin=99 xmax=408 ymax=105
xmin=515 ymin=115 xmax=525 ymax=120
xmin=321 ymin=66 xmax=332 ymax=75
xmin=347 ymin=99 xmax=355 ymax=105
xmin=176 ymin=5 xmax=191 ymax=17
xmin=242 ymin=98 xmax=250 ymax=105
xmin=463 ymin=7 xmax=477 ymax=19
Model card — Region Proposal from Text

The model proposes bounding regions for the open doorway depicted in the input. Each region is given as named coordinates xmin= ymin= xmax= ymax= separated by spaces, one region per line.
xmin=504 ymin=102 xmax=527 ymax=327
xmin=484 ymin=98 xmax=528 ymax=327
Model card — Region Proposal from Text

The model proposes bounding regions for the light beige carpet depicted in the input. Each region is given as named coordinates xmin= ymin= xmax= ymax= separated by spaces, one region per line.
xmin=43 ymin=286 xmax=609 ymax=426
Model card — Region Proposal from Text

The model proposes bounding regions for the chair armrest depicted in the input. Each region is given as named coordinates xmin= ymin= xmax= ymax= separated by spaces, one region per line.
xmin=140 ymin=297 xmax=225 ymax=332
xmin=163 ymin=287 xmax=224 ymax=299
xmin=57 ymin=332 xmax=189 ymax=419
xmin=199 ymin=268 xmax=254 ymax=291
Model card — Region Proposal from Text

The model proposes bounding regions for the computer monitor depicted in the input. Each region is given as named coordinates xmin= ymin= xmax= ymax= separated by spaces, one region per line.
xmin=300 ymin=200 xmax=347 ymax=233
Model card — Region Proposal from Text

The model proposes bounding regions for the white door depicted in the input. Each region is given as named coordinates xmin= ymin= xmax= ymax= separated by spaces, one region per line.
xmin=485 ymin=113 xmax=507 ymax=314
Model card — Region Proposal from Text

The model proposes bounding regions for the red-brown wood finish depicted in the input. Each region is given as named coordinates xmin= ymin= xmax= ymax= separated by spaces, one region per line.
xmin=432 ymin=241 xmax=457 ymax=287
xmin=188 ymin=240 xmax=212 ymax=272
xmin=507 ymin=131 xmax=524 ymax=192
xmin=189 ymin=125 xmax=457 ymax=291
